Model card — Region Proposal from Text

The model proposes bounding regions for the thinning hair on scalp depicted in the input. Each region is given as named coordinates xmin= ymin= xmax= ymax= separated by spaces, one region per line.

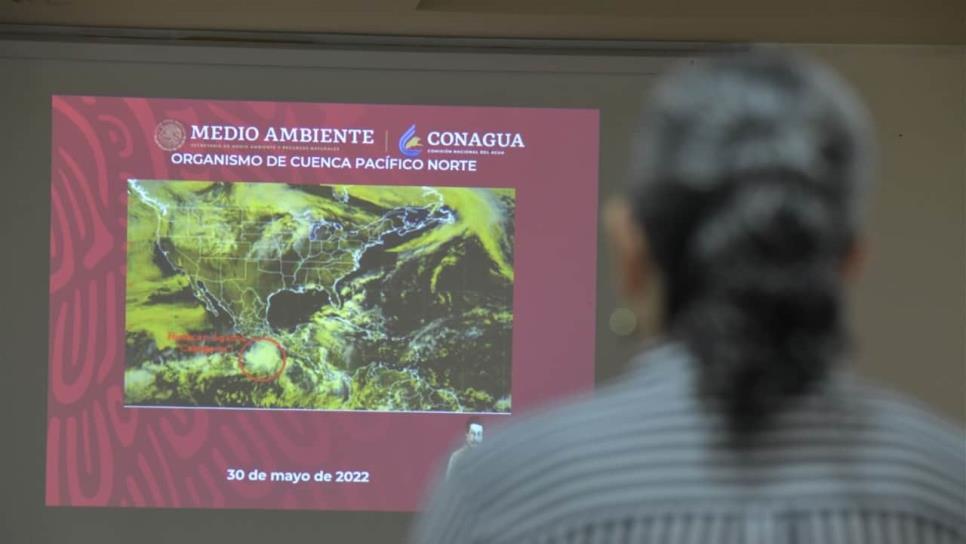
xmin=633 ymin=49 xmax=874 ymax=433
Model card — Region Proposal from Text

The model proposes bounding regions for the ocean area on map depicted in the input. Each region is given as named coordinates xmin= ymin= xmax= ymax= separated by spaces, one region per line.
xmin=123 ymin=180 xmax=515 ymax=413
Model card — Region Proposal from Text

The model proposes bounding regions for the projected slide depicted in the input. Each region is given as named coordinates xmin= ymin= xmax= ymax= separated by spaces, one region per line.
xmin=47 ymin=96 xmax=597 ymax=511
xmin=125 ymin=180 xmax=514 ymax=412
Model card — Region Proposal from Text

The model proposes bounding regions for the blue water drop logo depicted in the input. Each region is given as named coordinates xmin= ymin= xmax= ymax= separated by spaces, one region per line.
xmin=398 ymin=124 xmax=422 ymax=157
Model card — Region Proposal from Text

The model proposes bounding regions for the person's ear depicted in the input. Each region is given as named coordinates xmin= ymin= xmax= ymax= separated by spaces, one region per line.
xmin=841 ymin=238 xmax=866 ymax=282
xmin=604 ymin=198 xmax=650 ymax=299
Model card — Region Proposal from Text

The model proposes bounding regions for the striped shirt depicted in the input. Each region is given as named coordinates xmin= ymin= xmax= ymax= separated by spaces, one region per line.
xmin=413 ymin=342 xmax=966 ymax=544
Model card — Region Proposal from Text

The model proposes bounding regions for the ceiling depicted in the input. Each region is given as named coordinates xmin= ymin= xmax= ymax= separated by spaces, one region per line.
xmin=0 ymin=0 xmax=963 ymax=45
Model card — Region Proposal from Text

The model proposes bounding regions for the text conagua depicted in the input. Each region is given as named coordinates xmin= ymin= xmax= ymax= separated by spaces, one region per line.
xmin=427 ymin=131 xmax=525 ymax=148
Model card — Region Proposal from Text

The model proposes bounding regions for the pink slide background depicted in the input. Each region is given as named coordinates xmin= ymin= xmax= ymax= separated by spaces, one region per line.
xmin=46 ymin=95 xmax=599 ymax=511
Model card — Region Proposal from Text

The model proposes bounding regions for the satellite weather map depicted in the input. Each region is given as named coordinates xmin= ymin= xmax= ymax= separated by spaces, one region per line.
xmin=124 ymin=180 xmax=516 ymax=413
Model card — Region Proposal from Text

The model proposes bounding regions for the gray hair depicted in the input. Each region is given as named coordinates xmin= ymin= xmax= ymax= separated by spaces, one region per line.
xmin=632 ymin=49 xmax=875 ymax=432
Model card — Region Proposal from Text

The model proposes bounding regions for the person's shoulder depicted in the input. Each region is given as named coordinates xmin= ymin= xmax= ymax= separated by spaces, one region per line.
xmin=837 ymin=372 xmax=964 ymax=461
xmin=448 ymin=445 xmax=466 ymax=463
xmin=847 ymin=374 xmax=964 ymax=470
xmin=444 ymin=343 xmax=701 ymax=519
xmin=816 ymin=372 xmax=966 ymax=525
xmin=472 ymin=342 xmax=695 ymax=462
xmin=419 ymin=345 xmax=693 ymax=541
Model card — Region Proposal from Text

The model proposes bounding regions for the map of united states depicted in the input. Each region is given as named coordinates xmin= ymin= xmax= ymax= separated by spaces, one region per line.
xmin=129 ymin=180 xmax=454 ymax=332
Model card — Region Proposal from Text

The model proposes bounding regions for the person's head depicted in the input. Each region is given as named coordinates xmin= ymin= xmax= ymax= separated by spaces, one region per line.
xmin=609 ymin=49 xmax=874 ymax=433
xmin=465 ymin=417 xmax=483 ymax=447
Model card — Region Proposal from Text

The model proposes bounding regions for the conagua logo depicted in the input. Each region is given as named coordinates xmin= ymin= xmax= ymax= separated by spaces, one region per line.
xmin=155 ymin=119 xmax=187 ymax=151
xmin=398 ymin=124 xmax=422 ymax=157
